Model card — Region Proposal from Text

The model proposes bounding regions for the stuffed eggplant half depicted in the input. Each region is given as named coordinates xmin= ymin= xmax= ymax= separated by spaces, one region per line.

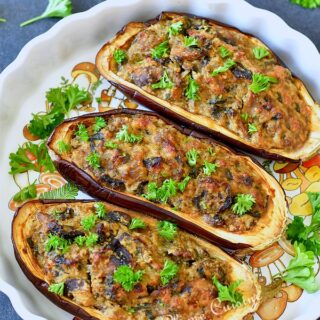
xmin=48 ymin=109 xmax=286 ymax=251
xmin=96 ymin=11 xmax=320 ymax=161
xmin=12 ymin=200 xmax=261 ymax=319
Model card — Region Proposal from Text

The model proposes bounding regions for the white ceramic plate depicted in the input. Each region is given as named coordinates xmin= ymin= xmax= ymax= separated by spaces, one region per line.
xmin=1 ymin=1 xmax=320 ymax=319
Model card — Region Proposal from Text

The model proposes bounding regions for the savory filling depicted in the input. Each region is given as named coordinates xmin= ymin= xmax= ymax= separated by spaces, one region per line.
xmin=57 ymin=113 xmax=270 ymax=232
xmin=112 ymin=13 xmax=311 ymax=152
xmin=26 ymin=202 xmax=243 ymax=319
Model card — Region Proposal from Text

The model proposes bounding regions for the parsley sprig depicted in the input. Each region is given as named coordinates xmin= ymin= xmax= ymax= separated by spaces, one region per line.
xmin=113 ymin=265 xmax=144 ymax=292
xmin=253 ymin=47 xmax=269 ymax=60
xmin=151 ymin=41 xmax=170 ymax=59
xmin=48 ymin=282 xmax=65 ymax=296
xmin=157 ymin=221 xmax=177 ymax=240
xmin=57 ymin=140 xmax=70 ymax=154
xmin=94 ymin=202 xmax=106 ymax=219
xmin=212 ymin=277 xmax=243 ymax=306
xmin=186 ymin=148 xmax=199 ymax=167
xmin=248 ymin=123 xmax=258 ymax=134
xmin=143 ymin=179 xmax=177 ymax=203
xmin=93 ymin=117 xmax=107 ymax=133
xmin=219 ymin=46 xmax=232 ymax=58
xmin=45 ymin=234 xmax=70 ymax=253
xmin=152 ymin=71 xmax=174 ymax=90
xmin=232 ymin=194 xmax=256 ymax=215
xmin=211 ymin=59 xmax=236 ymax=76
xmin=177 ymin=176 xmax=191 ymax=192
xmin=203 ymin=161 xmax=218 ymax=176
xmin=160 ymin=260 xmax=179 ymax=285
xmin=129 ymin=217 xmax=147 ymax=230
xmin=291 ymin=0 xmax=320 ymax=8
xmin=185 ymin=76 xmax=200 ymax=101
xmin=86 ymin=152 xmax=101 ymax=169
xmin=168 ymin=21 xmax=183 ymax=37
xmin=113 ymin=49 xmax=127 ymax=64
xmin=116 ymin=125 xmax=142 ymax=143
xmin=13 ymin=183 xmax=37 ymax=202
xmin=249 ymin=73 xmax=278 ymax=94
xmin=81 ymin=214 xmax=97 ymax=231
xmin=184 ymin=36 xmax=198 ymax=47
xmin=75 ymin=123 xmax=89 ymax=142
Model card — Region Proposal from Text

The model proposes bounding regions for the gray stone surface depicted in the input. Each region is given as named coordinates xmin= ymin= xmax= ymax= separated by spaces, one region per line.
xmin=0 ymin=0 xmax=319 ymax=319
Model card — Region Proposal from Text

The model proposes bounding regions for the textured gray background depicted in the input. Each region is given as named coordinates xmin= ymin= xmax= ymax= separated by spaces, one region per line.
xmin=0 ymin=0 xmax=319 ymax=319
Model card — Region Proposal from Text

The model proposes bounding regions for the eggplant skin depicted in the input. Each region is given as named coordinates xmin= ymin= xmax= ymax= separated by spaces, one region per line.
xmin=95 ymin=11 xmax=320 ymax=162
xmin=12 ymin=200 xmax=262 ymax=320
xmin=47 ymin=109 xmax=287 ymax=251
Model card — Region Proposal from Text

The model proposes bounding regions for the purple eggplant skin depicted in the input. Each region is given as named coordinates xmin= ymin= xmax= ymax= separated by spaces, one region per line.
xmin=96 ymin=11 xmax=320 ymax=163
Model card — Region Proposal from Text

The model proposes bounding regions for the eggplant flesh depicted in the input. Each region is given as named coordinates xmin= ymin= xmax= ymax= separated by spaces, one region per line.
xmin=12 ymin=200 xmax=261 ymax=320
xmin=47 ymin=109 xmax=287 ymax=251
xmin=95 ymin=11 xmax=320 ymax=162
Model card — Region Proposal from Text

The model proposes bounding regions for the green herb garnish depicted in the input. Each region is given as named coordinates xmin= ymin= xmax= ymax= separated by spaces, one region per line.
xmin=85 ymin=233 xmax=99 ymax=247
xmin=113 ymin=265 xmax=144 ymax=292
xmin=143 ymin=179 xmax=177 ymax=204
xmin=160 ymin=260 xmax=179 ymax=285
xmin=157 ymin=221 xmax=177 ymax=241
xmin=86 ymin=152 xmax=100 ymax=169
xmin=290 ymin=0 xmax=320 ymax=8
xmin=212 ymin=276 xmax=243 ymax=306
xmin=232 ymin=194 xmax=256 ymax=215
xmin=20 ymin=0 xmax=72 ymax=27
xmin=75 ymin=235 xmax=86 ymax=247
xmin=93 ymin=117 xmax=107 ymax=133
xmin=151 ymin=41 xmax=170 ymax=59
xmin=168 ymin=21 xmax=183 ymax=37
xmin=94 ymin=202 xmax=106 ymax=219
xmin=177 ymin=176 xmax=191 ymax=192
xmin=48 ymin=282 xmax=65 ymax=296
xmin=129 ymin=218 xmax=147 ymax=230
xmin=249 ymin=73 xmax=278 ymax=94
xmin=13 ymin=183 xmax=37 ymax=202
xmin=75 ymin=123 xmax=89 ymax=142
xmin=203 ymin=161 xmax=218 ymax=176
xmin=57 ymin=140 xmax=70 ymax=154
xmin=81 ymin=215 xmax=97 ymax=231
xmin=184 ymin=36 xmax=198 ymax=47
xmin=45 ymin=234 xmax=70 ymax=253
xmin=113 ymin=49 xmax=127 ymax=64
xmin=219 ymin=46 xmax=232 ymax=58
xmin=241 ymin=112 xmax=249 ymax=122
xmin=253 ymin=47 xmax=269 ymax=60
xmin=185 ymin=76 xmax=200 ymax=101
xmin=152 ymin=71 xmax=174 ymax=90
xmin=104 ymin=140 xmax=119 ymax=149
xmin=248 ymin=123 xmax=258 ymax=134
xmin=39 ymin=183 xmax=78 ymax=200
xmin=0 ymin=18 xmax=6 ymax=23
xmin=211 ymin=59 xmax=236 ymax=76
xmin=186 ymin=148 xmax=200 ymax=167
xmin=116 ymin=125 xmax=142 ymax=143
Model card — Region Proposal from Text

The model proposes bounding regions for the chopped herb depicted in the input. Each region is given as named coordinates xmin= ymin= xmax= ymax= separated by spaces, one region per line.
xmin=127 ymin=307 xmax=136 ymax=314
xmin=185 ymin=76 xmax=200 ymax=101
xmin=168 ymin=21 xmax=183 ymax=37
xmin=152 ymin=71 xmax=174 ymax=90
xmin=45 ymin=234 xmax=70 ymax=253
xmin=290 ymin=0 xmax=320 ymax=8
xmin=282 ymin=242 xmax=319 ymax=293
xmin=219 ymin=46 xmax=232 ymax=58
xmin=212 ymin=276 xmax=243 ymax=306
xmin=116 ymin=125 xmax=142 ymax=143
xmin=81 ymin=215 xmax=97 ymax=231
xmin=13 ymin=183 xmax=37 ymax=202
xmin=85 ymin=233 xmax=99 ymax=247
xmin=160 ymin=260 xmax=179 ymax=285
xmin=104 ymin=140 xmax=119 ymax=149
xmin=249 ymin=73 xmax=278 ymax=94
xmin=157 ymin=221 xmax=177 ymax=241
xmin=20 ymin=0 xmax=72 ymax=27
xmin=94 ymin=202 xmax=106 ymax=219
xmin=143 ymin=179 xmax=177 ymax=204
xmin=203 ymin=161 xmax=218 ymax=176
xmin=186 ymin=148 xmax=200 ymax=167
xmin=75 ymin=123 xmax=89 ymax=142
xmin=211 ymin=59 xmax=236 ymax=76
xmin=93 ymin=117 xmax=107 ymax=133
xmin=207 ymin=147 xmax=215 ymax=156
xmin=248 ymin=123 xmax=258 ymax=134
xmin=39 ymin=183 xmax=78 ymax=200
xmin=86 ymin=152 xmax=100 ymax=169
xmin=184 ymin=36 xmax=198 ymax=47
xmin=48 ymin=282 xmax=65 ymax=296
xmin=177 ymin=176 xmax=191 ymax=192
xmin=232 ymin=194 xmax=256 ymax=215
xmin=253 ymin=47 xmax=269 ymax=60
xmin=75 ymin=235 xmax=86 ymax=247
xmin=96 ymin=97 xmax=102 ymax=103
xmin=151 ymin=41 xmax=169 ymax=59
xmin=113 ymin=49 xmax=127 ymax=64
xmin=0 ymin=18 xmax=6 ymax=23
xmin=113 ymin=265 xmax=144 ymax=292
xmin=57 ymin=140 xmax=70 ymax=154
xmin=9 ymin=142 xmax=55 ymax=175
xmin=241 ymin=112 xmax=249 ymax=122
xmin=129 ymin=218 xmax=147 ymax=230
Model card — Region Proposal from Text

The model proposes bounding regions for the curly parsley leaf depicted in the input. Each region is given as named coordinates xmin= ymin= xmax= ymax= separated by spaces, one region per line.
xmin=45 ymin=234 xmax=70 ymax=253
xmin=186 ymin=148 xmax=200 ymax=167
xmin=177 ymin=176 xmax=191 ymax=192
xmin=75 ymin=235 xmax=86 ymax=247
xmin=290 ymin=0 xmax=320 ymax=8
xmin=20 ymin=0 xmax=72 ymax=27
xmin=93 ymin=117 xmax=107 ymax=133
xmin=143 ymin=179 xmax=177 ymax=204
xmin=185 ymin=76 xmax=200 ymax=101
xmin=81 ymin=215 xmax=97 ymax=231
xmin=9 ymin=142 xmax=55 ymax=175
xmin=248 ymin=123 xmax=258 ymax=134
xmin=48 ymin=282 xmax=65 ymax=296
xmin=232 ymin=194 xmax=256 ymax=215
xmin=113 ymin=265 xmax=144 ymax=292
xmin=75 ymin=123 xmax=89 ymax=142
xmin=203 ymin=161 xmax=218 ymax=176
xmin=13 ymin=183 xmax=37 ymax=202
xmin=160 ymin=260 xmax=179 ymax=285
xmin=211 ymin=59 xmax=236 ymax=76
xmin=57 ymin=140 xmax=70 ymax=154
xmin=39 ymin=183 xmax=78 ymax=200
xmin=94 ymin=202 xmax=106 ymax=219
xmin=113 ymin=49 xmax=127 ymax=64
xmin=253 ymin=47 xmax=270 ymax=60
xmin=168 ymin=21 xmax=183 ymax=37
xmin=219 ymin=46 xmax=232 ymax=58
xmin=116 ymin=125 xmax=142 ymax=143
xmin=104 ymin=140 xmax=118 ymax=149
xmin=129 ymin=217 xmax=147 ymax=230
xmin=212 ymin=276 xmax=243 ymax=306
xmin=85 ymin=233 xmax=99 ymax=247
xmin=157 ymin=221 xmax=177 ymax=241
xmin=249 ymin=73 xmax=278 ymax=94
xmin=151 ymin=40 xmax=170 ymax=59
xmin=283 ymin=242 xmax=319 ymax=293
xmin=86 ymin=152 xmax=101 ymax=169
xmin=152 ymin=71 xmax=174 ymax=90
xmin=184 ymin=36 xmax=198 ymax=47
